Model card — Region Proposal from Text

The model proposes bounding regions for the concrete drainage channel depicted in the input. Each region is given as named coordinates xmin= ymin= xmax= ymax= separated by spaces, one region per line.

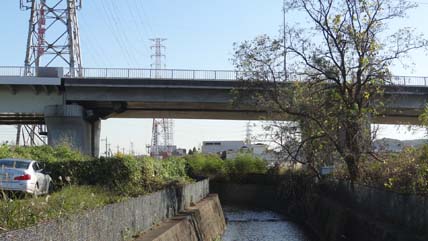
xmin=133 ymin=194 xmax=226 ymax=241
xmin=0 ymin=179 xmax=315 ymax=241
xmin=0 ymin=179 xmax=226 ymax=241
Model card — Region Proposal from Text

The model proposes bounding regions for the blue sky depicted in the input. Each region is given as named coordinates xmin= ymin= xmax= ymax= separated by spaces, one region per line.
xmin=1 ymin=1 xmax=428 ymax=154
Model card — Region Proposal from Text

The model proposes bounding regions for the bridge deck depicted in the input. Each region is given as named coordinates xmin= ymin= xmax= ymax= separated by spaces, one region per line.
xmin=0 ymin=67 xmax=427 ymax=124
xmin=1 ymin=66 xmax=428 ymax=86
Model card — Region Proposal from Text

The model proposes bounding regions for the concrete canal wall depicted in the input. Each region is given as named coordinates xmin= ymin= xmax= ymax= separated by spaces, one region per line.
xmin=321 ymin=181 xmax=428 ymax=237
xmin=0 ymin=180 xmax=213 ymax=241
xmin=134 ymin=194 xmax=226 ymax=241
xmin=211 ymin=181 xmax=427 ymax=241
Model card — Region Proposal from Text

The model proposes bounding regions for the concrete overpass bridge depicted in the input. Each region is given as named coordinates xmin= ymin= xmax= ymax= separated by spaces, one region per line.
xmin=0 ymin=66 xmax=427 ymax=155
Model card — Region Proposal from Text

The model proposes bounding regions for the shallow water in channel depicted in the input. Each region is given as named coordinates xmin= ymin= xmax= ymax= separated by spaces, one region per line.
xmin=222 ymin=206 xmax=314 ymax=241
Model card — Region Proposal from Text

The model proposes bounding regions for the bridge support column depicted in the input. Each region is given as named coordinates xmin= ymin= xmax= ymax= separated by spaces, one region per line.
xmin=44 ymin=104 xmax=100 ymax=157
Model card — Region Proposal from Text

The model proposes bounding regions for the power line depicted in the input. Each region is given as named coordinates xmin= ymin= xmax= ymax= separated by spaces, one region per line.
xmin=100 ymin=1 xmax=134 ymax=66
xmin=134 ymin=0 xmax=157 ymax=37
xmin=108 ymin=0 xmax=142 ymax=66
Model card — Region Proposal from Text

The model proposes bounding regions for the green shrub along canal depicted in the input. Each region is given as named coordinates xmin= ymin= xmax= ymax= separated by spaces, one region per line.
xmin=222 ymin=206 xmax=313 ymax=241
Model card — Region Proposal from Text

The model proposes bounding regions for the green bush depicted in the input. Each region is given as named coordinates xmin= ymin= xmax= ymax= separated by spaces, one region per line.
xmin=0 ymin=145 xmax=190 ymax=195
xmin=158 ymin=157 xmax=187 ymax=179
xmin=0 ymin=144 xmax=88 ymax=163
xmin=185 ymin=153 xmax=226 ymax=178
xmin=44 ymin=155 xmax=189 ymax=194
xmin=226 ymin=154 xmax=268 ymax=177
xmin=184 ymin=153 xmax=268 ymax=179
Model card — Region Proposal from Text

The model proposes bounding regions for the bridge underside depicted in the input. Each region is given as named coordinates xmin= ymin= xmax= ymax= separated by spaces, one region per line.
xmin=0 ymin=77 xmax=425 ymax=125
xmin=68 ymin=100 xmax=421 ymax=124
xmin=0 ymin=76 xmax=426 ymax=156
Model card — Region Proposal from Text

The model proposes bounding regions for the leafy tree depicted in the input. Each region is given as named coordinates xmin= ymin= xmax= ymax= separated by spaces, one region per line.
xmin=234 ymin=0 xmax=427 ymax=182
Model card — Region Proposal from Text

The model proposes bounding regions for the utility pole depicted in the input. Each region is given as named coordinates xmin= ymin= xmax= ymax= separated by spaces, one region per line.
xmin=245 ymin=121 xmax=252 ymax=145
xmin=149 ymin=38 xmax=174 ymax=158
xmin=101 ymin=137 xmax=109 ymax=157
xmin=130 ymin=142 xmax=134 ymax=155
xmin=107 ymin=144 xmax=111 ymax=157
xmin=18 ymin=0 xmax=83 ymax=146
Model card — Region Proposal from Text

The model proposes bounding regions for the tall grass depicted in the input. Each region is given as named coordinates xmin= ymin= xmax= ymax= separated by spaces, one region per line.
xmin=0 ymin=186 xmax=121 ymax=232
xmin=0 ymin=145 xmax=191 ymax=232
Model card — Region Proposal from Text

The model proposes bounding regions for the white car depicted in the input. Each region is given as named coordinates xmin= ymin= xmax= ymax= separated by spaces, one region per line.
xmin=0 ymin=159 xmax=53 ymax=195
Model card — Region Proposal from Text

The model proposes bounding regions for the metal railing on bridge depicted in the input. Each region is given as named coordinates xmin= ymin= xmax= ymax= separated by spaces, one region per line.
xmin=0 ymin=66 xmax=427 ymax=86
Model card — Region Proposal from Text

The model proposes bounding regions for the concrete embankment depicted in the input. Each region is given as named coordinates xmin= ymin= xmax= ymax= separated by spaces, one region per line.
xmin=0 ymin=180 xmax=213 ymax=241
xmin=134 ymin=194 xmax=226 ymax=241
xmin=212 ymin=181 xmax=427 ymax=241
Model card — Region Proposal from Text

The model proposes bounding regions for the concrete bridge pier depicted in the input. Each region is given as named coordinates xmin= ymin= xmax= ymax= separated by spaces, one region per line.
xmin=44 ymin=104 xmax=100 ymax=156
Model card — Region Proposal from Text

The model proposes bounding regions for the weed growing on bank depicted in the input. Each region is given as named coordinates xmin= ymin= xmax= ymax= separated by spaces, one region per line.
xmin=334 ymin=145 xmax=428 ymax=195
xmin=0 ymin=145 xmax=192 ymax=232
xmin=0 ymin=145 xmax=271 ymax=232
xmin=0 ymin=185 xmax=123 ymax=232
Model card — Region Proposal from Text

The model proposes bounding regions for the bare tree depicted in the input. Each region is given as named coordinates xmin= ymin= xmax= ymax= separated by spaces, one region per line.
xmin=234 ymin=0 xmax=427 ymax=182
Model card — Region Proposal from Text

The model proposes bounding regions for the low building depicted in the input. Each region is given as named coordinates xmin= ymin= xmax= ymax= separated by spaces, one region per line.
xmin=201 ymin=141 xmax=245 ymax=154
xmin=173 ymin=148 xmax=187 ymax=156
xmin=202 ymin=140 xmax=280 ymax=164
xmin=225 ymin=143 xmax=280 ymax=164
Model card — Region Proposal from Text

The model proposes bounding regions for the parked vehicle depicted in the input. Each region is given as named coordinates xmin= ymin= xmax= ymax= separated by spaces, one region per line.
xmin=0 ymin=159 xmax=53 ymax=195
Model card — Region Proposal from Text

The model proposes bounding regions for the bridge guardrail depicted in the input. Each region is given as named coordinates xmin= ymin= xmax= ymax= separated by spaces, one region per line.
xmin=390 ymin=75 xmax=428 ymax=86
xmin=76 ymin=68 xmax=243 ymax=80
xmin=0 ymin=66 xmax=427 ymax=86
xmin=0 ymin=66 xmax=34 ymax=77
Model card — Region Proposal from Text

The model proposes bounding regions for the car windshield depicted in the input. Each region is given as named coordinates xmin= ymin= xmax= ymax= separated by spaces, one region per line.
xmin=0 ymin=160 xmax=30 ymax=169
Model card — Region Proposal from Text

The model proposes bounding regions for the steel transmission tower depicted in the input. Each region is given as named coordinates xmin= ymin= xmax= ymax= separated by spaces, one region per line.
xmin=148 ymin=38 xmax=174 ymax=158
xmin=17 ymin=0 xmax=83 ymax=146
xmin=20 ymin=0 xmax=83 ymax=76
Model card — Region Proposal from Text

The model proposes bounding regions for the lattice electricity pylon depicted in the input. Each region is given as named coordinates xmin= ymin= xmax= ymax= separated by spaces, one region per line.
xmin=17 ymin=0 xmax=83 ymax=146
xmin=148 ymin=38 xmax=174 ymax=158
xmin=161 ymin=118 xmax=174 ymax=147
xmin=15 ymin=124 xmax=48 ymax=147
xmin=148 ymin=119 xmax=174 ymax=158
xmin=20 ymin=0 xmax=83 ymax=76
xmin=149 ymin=119 xmax=160 ymax=157
xmin=150 ymin=38 xmax=166 ymax=78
